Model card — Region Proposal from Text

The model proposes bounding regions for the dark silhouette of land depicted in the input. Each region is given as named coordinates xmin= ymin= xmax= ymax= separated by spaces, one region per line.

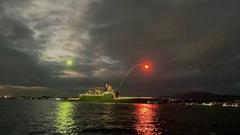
xmin=169 ymin=91 xmax=240 ymax=102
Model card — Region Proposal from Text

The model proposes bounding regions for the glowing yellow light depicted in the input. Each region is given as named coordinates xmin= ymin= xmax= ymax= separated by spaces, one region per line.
xmin=66 ymin=60 xmax=73 ymax=66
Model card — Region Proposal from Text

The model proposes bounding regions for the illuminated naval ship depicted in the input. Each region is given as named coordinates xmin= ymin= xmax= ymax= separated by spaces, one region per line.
xmin=79 ymin=82 xmax=119 ymax=102
xmin=75 ymin=82 xmax=157 ymax=103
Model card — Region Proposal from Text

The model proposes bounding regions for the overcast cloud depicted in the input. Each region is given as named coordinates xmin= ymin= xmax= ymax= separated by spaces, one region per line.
xmin=1 ymin=0 xmax=240 ymax=96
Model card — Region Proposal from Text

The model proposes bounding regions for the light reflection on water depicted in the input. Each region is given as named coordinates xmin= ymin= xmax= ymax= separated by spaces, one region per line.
xmin=0 ymin=101 xmax=240 ymax=135
xmin=54 ymin=102 xmax=161 ymax=135
xmin=134 ymin=104 xmax=161 ymax=135
xmin=55 ymin=102 xmax=75 ymax=134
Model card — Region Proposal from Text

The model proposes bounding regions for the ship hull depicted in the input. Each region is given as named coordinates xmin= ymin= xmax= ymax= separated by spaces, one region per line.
xmin=78 ymin=94 xmax=160 ymax=103
xmin=79 ymin=93 xmax=115 ymax=102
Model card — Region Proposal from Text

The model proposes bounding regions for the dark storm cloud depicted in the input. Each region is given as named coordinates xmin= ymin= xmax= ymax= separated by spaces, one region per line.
xmin=0 ymin=16 xmax=43 ymax=55
xmin=0 ymin=13 xmax=44 ymax=86
xmin=0 ymin=1 xmax=51 ymax=87
xmin=0 ymin=0 xmax=108 ymax=94
xmin=87 ymin=0 xmax=240 ymax=67
xmin=85 ymin=0 xmax=240 ymax=95
xmin=1 ymin=0 xmax=240 ymax=96
xmin=0 ymin=45 xmax=48 ymax=86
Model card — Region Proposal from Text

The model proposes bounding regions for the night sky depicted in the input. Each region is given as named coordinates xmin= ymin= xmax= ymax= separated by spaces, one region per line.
xmin=1 ymin=0 xmax=240 ymax=97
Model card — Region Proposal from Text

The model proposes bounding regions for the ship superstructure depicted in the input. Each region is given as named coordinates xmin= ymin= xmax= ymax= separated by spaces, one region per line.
xmin=79 ymin=82 xmax=119 ymax=102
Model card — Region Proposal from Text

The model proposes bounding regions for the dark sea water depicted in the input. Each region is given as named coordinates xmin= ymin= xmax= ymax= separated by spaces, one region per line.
xmin=0 ymin=100 xmax=240 ymax=135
